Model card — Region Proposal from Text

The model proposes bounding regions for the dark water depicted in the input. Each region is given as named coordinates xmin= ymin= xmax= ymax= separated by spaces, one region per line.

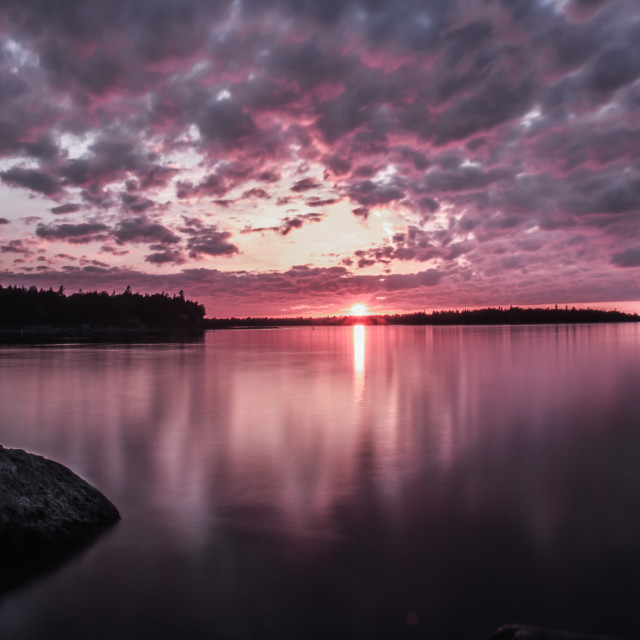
xmin=1 ymin=325 xmax=640 ymax=640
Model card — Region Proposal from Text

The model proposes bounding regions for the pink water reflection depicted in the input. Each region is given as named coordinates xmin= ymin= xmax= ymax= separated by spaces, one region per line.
xmin=2 ymin=324 xmax=640 ymax=639
xmin=2 ymin=325 xmax=639 ymax=541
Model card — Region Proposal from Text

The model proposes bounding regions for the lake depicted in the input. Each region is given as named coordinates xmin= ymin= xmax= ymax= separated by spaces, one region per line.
xmin=1 ymin=324 xmax=640 ymax=640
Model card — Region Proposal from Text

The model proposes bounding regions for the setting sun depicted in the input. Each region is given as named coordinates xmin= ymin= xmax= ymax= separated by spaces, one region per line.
xmin=349 ymin=303 xmax=369 ymax=316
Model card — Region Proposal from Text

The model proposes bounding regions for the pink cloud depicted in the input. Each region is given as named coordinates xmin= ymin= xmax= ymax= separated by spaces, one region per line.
xmin=0 ymin=0 xmax=639 ymax=315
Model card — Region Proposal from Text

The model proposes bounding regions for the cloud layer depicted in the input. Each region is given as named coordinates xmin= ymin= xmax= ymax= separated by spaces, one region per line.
xmin=1 ymin=0 xmax=639 ymax=315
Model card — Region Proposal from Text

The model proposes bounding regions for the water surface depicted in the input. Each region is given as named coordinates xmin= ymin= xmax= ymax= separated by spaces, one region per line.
xmin=1 ymin=325 xmax=639 ymax=639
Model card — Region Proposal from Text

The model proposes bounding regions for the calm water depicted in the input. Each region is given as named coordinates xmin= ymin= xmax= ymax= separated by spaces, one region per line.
xmin=1 ymin=325 xmax=640 ymax=640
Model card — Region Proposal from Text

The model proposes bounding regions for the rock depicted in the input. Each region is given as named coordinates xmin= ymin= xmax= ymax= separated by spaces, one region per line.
xmin=0 ymin=445 xmax=119 ymax=549
xmin=484 ymin=625 xmax=627 ymax=640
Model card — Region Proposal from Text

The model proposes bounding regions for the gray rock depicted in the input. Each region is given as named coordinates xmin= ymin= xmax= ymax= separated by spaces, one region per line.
xmin=484 ymin=625 xmax=628 ymax=640
xmin=0 ymin=445 xmax=119 ymax=549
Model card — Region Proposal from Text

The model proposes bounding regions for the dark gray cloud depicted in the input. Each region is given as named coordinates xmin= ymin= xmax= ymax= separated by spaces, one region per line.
xmin=121 ymin=193 xmax=156 ymax=213
xmin=243 ymin=212 xmax=325 ymax=236
xmin=351 ymin=225 xmax=461 ymax=267
xmin=291 ymin=178 xmax=321 ymax=193
xmin=50 ymin=203 xmax=82 ymax=215
xmin=114 ymin=217 xmax=180 ymax=245
xmin=145 ymin=248 xmax=186 ymax=265
xmin=570 ymin=0 xmax=613 ymax=9
xmin=242 ymin=187 xmax=270 ymax=200
xmin=1 ymin=239 xmax=30 ymax=254
xmin=323 ymin=155 xmax=351 ymax=176
xmin=36 ymin=222 xmax=109 ymax=243
xmin=384 ymin=269 xmax=442 ymax=290
xmin=392 ymin=147 xmax=429 ymax=171
xmin=422 ymin=166 xmax=512 ymax=193
xmin=176 ymin=161 xmax=260 ymax=199
xmin=305 ymin=197 xmax=339 ymax=207
xmin=256 ymin=170 xmax=281 ymax=183
xmin=433 ymin=76 xmax=536 ymax=146
xmin=80 ymin=185 xmax=114 ymax=208
xmin=55 ymin=136 xmax=164 ymax=192
xmin=279 ymin=213 xmax=324 ymax=236
xmin=347 ymin=179 xmax=405 ymax=207
xmin=351 ymin=207 xmax=369 ymax=220
xmin=186 ymin=226 xmax=239 ymax=258
xmin=177 ymin=177 xmax=224 ymax=200
xmin=1 ymin=167 xmax=60 ymax=195
xmin=561 ymin=170 xmax=640 ymax=216
xmin=586 ymin=48 xmax=640 ymax=97
xmin=418 ymin=197 xmax=440 ymax=214
xmin=197 ymin=100 xmax=257 ymax=147
xmin=611 ymin=246 xmax=640 ymax=268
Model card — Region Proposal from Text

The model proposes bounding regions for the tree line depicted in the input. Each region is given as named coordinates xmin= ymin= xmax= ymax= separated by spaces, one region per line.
xmin=204 ymin=306 xmax=639 ymax=328
xmin=0 ymin=285 xmax=205 ymax=328
xmin=385 ymin=306 xmax=639 ymax=325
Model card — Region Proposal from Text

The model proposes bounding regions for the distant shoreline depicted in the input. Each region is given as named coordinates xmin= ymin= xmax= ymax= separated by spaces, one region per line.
xmin=1 ymin=307 xmax=638 ymax=344
xmin=205 ymin=306 xmax=640 ymax=329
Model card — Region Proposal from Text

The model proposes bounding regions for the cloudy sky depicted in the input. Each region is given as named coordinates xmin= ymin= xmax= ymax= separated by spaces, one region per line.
xmin=1 ymin=0 xmax=639 ymax=317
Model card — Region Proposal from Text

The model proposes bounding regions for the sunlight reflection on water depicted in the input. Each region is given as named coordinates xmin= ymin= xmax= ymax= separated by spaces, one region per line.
xmin=353 ymin=324 xmax=365 ymax=400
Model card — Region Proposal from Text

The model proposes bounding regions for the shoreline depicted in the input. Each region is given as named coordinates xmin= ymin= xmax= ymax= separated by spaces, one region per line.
xmin=1 ymin=307 xmax=638 ymax=344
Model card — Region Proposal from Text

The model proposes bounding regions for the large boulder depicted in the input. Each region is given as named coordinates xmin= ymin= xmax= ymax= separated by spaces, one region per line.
xmin=0 ymin=445 xmax=119 ymax=549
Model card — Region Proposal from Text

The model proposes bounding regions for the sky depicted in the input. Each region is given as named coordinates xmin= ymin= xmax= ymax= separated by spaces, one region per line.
xmin=0 ymin=0 xmax=640 ymax=317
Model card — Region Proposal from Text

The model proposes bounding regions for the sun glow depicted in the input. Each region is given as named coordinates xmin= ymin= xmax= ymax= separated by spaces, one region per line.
xmin=349 ymin=303 xmax=368 ymax=316
xmin=353 ymin=324 xmax=365 ymax=375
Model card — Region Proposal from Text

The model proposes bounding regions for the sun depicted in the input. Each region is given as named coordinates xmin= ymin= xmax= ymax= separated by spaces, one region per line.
xmin=349 ymin=303 xmax=369 ymax=316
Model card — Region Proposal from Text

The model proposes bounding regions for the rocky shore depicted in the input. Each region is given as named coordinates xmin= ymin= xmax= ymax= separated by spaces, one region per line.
xmin=0 ymin=445 xmax=119 ymax=551
xmin=484 ymin=625 xmax=628 ymax=640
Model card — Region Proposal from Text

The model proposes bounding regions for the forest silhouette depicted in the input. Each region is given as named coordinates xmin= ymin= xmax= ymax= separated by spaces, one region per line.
xmin=205 ymin=306 xmax=639 ymax=328
xmin=0 ymin=285 xmax=205 ymax=329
